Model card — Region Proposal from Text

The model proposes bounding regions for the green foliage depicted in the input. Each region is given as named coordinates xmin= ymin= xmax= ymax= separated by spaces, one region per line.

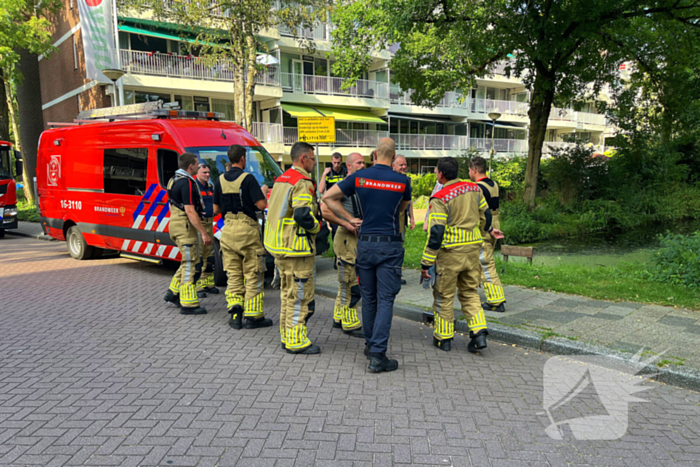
xmin=544 ymin=144 xmax=610 ymax=205
xmin=16 ymin=188 xmax=39 ymax=222
xmin=408 ymin=173 xmax=437 ymax=199
xmin=647 ymin=232 xmax=700 ymax=289
xmin=0 ymin=0 xmax=62 ymax=71
xmin=412 ymin=195 xmax=429 ymax=210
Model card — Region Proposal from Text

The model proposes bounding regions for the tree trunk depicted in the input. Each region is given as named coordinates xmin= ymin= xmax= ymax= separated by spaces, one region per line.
xmin=6 ymin=79 xmax=23 ymax=168
xmin=0 ymin=70 xmax=9 ymax=142
xmin=523 ymin=70 xmax=556 ymax=209
xmin=233 ymin=58 xmax=245 ymax=127
xmin=244 ymin=35 xmax=257 ymax=133
xmin=15 ymin=49 xmax=44 ymax=204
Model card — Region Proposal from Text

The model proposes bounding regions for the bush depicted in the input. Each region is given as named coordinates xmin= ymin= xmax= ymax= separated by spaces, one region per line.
xmin=648 ymin=232 xmax=700 ymax=289
xmin=408 ymin=173 xmax=437 ymax=199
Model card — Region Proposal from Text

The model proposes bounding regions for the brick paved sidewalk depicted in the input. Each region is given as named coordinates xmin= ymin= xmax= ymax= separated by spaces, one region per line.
xmin=1 ymin=236 xmax=699 ymax=466
xmin=315 ymin=258 xmax=700 ymax=371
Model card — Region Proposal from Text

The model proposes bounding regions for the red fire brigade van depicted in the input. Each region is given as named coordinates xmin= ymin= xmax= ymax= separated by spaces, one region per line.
xmin=37 ymin=102 xmax=330 ymax=285
xmin=0 ymin=140 xmax=21 ymax=237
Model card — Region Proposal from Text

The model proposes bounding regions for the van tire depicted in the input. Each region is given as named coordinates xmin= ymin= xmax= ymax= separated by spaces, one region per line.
xmin=213 ymin=238 xmax=227 ymax=287
xmin=0 ymin=229 xmax=5 ymax=239
xmin=67 ymin=226 xmax=94 ymax=260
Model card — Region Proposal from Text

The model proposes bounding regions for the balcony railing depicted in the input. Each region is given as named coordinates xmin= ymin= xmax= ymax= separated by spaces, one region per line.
xmin=280 ymin=73 xmax=389 ymax=99
xmin=576 ymin=112 xmax=606 ymax=126
xmin=120 ymin=50 xmax=280 ymax=86
xmin=470 ymin=138 xmax=528 ymax=153
xmin=250 ymin=122 xmax=283 ymax=143
xmin=390 ymin=88 xmax=469 ymax=109
xmin=279 ymin=23 xmax=330 ymax=41
xmin=393 ymin=134 xmax=469 ymax=151
xmin=472 ymin=98 xmax=529 ymax=117
xmin=283 ymin=127 xmax=388 ymax=147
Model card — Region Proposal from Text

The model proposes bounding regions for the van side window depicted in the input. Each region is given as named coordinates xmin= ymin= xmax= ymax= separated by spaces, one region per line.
xmin=103 ymin=148 xmax=148 ymax=196
xmin=158 ymin=149 xmax=179 ymax=188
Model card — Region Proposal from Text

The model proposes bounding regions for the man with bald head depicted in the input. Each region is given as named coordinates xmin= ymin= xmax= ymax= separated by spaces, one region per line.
xmin=323 ymin=139 xmax=411 ymax=373
xmin=321 ymin=152 xmax=366 ymax=337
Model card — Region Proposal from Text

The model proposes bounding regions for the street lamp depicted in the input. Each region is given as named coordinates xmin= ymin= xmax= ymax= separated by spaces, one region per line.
xmin=488 ymin=111 xmax=501 ymax=177
xmin=102 ymin=69 xmax=126 ymax=106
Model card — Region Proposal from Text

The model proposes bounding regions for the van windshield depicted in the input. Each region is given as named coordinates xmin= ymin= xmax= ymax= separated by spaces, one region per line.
xmin=186 ymin=146 xmax=282 ymax=187
xmin=0 ymin=146 xmax=11 ymax=180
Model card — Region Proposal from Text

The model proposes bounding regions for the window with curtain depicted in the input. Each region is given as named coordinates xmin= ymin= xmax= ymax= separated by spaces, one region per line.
xmin=211 ymin=98 xmax=235 ymax=120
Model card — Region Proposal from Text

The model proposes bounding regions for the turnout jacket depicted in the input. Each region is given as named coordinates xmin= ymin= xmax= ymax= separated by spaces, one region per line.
xmin=264 ymin=167 xmax=320 ymax=258
xmin=420 ymin=179 xmax=492 ymax=269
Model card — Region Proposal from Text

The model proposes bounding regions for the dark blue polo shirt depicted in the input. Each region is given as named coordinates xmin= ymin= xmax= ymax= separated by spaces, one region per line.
xmin=337 ymin=164 xmax=411 ymax=236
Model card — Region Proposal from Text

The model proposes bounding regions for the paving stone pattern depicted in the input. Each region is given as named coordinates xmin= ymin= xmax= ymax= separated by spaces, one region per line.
xmin=1 ymin=236 xmax=700 ymax=467
xmin=316 ymin=259 xmax=700 ymax=369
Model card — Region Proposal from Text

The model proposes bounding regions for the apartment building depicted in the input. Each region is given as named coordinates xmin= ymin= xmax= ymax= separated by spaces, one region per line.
xmin=39 ymin=1 xmax=612 ymax=173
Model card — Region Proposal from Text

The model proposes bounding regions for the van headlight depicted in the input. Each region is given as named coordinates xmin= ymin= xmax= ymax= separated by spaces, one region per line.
xmin=3 ymin=206 xmax=17 ymax=217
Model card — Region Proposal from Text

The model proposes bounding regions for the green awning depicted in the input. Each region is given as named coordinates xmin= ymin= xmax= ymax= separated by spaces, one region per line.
xmin=118 ymin=24 xmax=220 ymax=46
xmin=282 ymin=103 xmax=385 ymax=124
xmin=281 ymin=103 xmax=324 ymax=118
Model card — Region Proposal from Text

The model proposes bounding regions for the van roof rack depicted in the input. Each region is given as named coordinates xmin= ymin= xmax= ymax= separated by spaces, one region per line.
xmin=73 ymin=100 xmax=225 ymax=122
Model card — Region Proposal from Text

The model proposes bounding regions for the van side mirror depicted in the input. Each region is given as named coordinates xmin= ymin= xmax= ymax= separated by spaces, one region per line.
xmin=15 ymin=160 xmax=23 ymax=178
xmin=14 ymin=150 xmax=22 ymax=160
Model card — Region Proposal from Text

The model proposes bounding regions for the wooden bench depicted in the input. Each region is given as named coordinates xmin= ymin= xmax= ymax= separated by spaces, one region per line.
xmin=500 ymin=245 xmax=535 ymax=265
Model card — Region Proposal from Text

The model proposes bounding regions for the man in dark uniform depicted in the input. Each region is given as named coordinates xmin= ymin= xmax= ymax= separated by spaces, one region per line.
xmin=213 ymin=145 xmax=272 ymax=330
xmin=323 ymin=138 xmax=411 ymax=373
xmin=319 ymin=152 xmax=347 ymax=194
xmin=195 ymin=163 xmax=219 ymax=298
xmin=163 ymin=152 xmax=211 ymax=315
xmin=469 ymin=156 xmax=506 ymax=312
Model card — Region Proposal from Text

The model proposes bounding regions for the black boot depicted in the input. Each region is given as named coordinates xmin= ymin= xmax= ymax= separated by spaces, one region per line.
xmin=197 ymin=290 xmax=207 ymax=299
xmin=368 ymin=353 xmax=399 ymax=373
xmin=468 ymin=330 xmax=488 ymax=353
xmin=228 ymin=305 xmax=243 ymax=329
xmin=343 ymin=328 xmax=364 ymax=338
xmin=204 ymin=287 xmax=220 ymax=294
xmin=482 ymin=302 xmax=506 ymax=313
xmin=333 ymin=321 xmax=343 ymax=329
xmin=245 ymin=317 xmax=273 ymax=329
xmin=281 ymin=342 xmax=286 ymax=350
xmin=364 ymin=344 xmax=370 ymax=359
xmin=164 ymin=290 xmax=181 ymax=308
xmin=287 ymin=344 xmax=321 ymax=355
xmin=433 ymin=337 xmax=452 ymax=352
xmin=180 ymin=306 xmax=207 ymax=315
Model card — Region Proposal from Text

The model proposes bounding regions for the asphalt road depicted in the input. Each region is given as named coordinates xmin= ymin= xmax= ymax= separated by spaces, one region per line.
xmin=0 ymin=235 xmax=699 ymax=466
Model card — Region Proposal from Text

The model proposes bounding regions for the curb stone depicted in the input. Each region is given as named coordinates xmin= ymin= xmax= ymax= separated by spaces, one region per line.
xmin=315 ymin=284 xmax=700 ymax=392
xmin=6 ymin=230 xmax=56 ymax=242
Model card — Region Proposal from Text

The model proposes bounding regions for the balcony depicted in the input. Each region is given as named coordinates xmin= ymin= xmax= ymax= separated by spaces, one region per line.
xmin=390 ymin=88 xmax=469 ymax=109
xmin=283 ymin=127 xmax=388 ymax=147
xmin=120 ymin=50 xmax=281 ymax=86
xmin=279 ymin=23 xmax=330 ymax=41
xmin=393 ymin=134 xmax=469 ymax=151
xmin=471 ymin=99 xmax=529 ymax=117
xmin=576 ymin=112 xmax=606 ymax=126
xmin=280 ymin=73 xmax=389 ymax=100
xmin=250 ymin=122 xmax=283 ymax=143
xmin=470 ymin=138 xmax=528 ymax=153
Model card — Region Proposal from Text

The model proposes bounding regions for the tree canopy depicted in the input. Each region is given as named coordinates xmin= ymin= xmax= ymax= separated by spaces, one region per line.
xmin=331 ymin=0 xmax=700 ymax=207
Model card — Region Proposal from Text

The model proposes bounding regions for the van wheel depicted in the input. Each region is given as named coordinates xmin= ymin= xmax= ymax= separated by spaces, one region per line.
xmin=213 ymin=238 xmax=227 ymax=287
xmin=0 ymin=229 xmax=5 ymax=239
xmin=67 ymin=226 xmax=94 ymax=260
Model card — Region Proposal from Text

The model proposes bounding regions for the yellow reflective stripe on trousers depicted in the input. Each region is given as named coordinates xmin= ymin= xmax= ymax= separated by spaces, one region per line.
xmin=468 ymin=310 xmax=488 ymax=332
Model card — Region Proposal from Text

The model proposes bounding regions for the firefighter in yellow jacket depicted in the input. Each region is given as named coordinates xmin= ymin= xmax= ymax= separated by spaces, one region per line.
xmin=420 ymin=157 xmax=503 ymax=353
xmin=163 ymin=152 xmax=211 ymax=315
xmin=469 ymin=156 xmax=506 ymax=312
xmin=264 ymin=142 xmax=322 ymax=354
xmin=213 ymin=145 xmax=272 ymax=330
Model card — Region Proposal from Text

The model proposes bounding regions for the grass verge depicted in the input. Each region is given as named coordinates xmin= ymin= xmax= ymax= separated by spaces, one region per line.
xmin=403 ymin=222 xmax=699 ymax=310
